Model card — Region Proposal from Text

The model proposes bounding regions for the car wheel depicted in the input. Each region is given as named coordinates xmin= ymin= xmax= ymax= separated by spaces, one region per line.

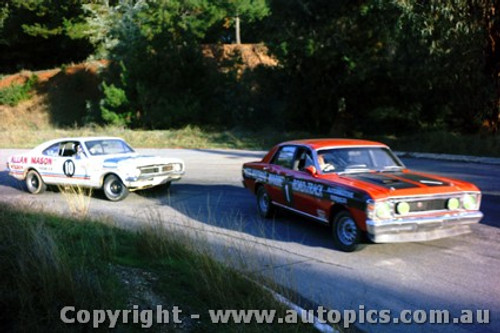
xmin=103 ymin=175 xmax=129 ymax=201
xmin=25 ymin=170 xmax=47 ymax=194
xmin=257 ymin=186 xmax=275 ymax=218
xmin=332 ymin=211 xmax=360 ymax=252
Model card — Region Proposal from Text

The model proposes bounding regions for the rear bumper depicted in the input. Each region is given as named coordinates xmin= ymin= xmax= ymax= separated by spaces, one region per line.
xmin=366 ymin=211 xmax=483 ymax=243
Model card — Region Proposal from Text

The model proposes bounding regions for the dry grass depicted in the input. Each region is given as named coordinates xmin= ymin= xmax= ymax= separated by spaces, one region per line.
xmin=56 ymin=184 xmax=93 ymax=219
xmin=0 ymin=125 xmax=297 ymax=150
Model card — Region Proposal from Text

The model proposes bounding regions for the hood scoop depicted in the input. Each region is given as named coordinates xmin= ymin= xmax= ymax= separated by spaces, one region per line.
xmin=347 ymin=173 xmax=419 ymax=190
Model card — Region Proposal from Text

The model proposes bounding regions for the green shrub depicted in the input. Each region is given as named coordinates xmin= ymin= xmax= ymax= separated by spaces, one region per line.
xmin=0 ymin=74 xmax=38 ymax=106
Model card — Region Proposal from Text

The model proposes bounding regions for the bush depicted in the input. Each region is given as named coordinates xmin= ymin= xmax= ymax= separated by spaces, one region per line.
xmin=0 ymin=74 xmax=38 ymax=106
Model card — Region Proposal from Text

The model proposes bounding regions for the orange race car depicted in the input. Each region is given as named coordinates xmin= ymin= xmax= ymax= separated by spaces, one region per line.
xmin=242 ymin=139 xmax=483 ymax=252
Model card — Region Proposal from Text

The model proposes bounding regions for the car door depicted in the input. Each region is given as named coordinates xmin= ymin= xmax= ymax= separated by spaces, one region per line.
xmin=287 ymin=147 xmax=327 ymax=219
xmin=50 ymin=141 xmax=89 ymax=186
xmin=266 ymin=145 xmax=297 ymax=206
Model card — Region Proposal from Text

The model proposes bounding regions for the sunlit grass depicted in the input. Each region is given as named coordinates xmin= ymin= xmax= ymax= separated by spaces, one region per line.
xmin=0 ymin=125 xmax=311 ymax=150
xmin=0 ymin=203 xmax=318 ymax=332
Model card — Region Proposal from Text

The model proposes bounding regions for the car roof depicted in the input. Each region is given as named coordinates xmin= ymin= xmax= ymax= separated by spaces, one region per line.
xmin=34 ymin=137 xmax=126 ymax=151
xmin=279 ymin=138 xmax=387 ymax=150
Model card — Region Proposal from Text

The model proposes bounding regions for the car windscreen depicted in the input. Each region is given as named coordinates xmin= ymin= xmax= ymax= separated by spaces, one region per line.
xmin=316 ymin=147 xmax=403 ymax=174
xmin=84 ymin=139 xmax=135 ymax=156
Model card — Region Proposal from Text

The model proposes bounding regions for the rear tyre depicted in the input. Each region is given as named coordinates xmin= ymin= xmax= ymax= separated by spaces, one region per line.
xmin=256 ymin=186 xmax=275 ymax=218
xmin=26 ymin=170 xmax=46 ymax=194
xmin=332 ymin=211 xmax=360 ymax=252
xmin=103 ymin=175 xmax=129 ymax=201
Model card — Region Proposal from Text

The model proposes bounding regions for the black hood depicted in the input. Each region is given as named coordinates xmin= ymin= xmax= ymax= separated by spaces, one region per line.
xmin=345 ymin=172 xmax=450 ymax=190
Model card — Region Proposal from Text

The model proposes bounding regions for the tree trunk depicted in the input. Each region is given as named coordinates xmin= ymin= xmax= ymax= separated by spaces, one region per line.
xmin=235 ymin=15 xmax=241 ymax=44
xmin=485 ymin=1 xmax=500 ymax=133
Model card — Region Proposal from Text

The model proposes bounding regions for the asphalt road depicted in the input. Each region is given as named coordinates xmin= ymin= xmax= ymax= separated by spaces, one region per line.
xmin=0 ymin=148 xmax=498 ymax=333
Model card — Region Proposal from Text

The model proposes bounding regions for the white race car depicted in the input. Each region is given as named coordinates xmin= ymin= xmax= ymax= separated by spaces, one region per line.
xmin=6 ymin=137 xmax=185 ymax=201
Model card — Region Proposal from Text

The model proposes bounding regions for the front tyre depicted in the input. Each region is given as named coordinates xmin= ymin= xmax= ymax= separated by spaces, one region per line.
xmin=256 ymin=186 xmax=275 ymax=218
xmin=103 ymin=175 xmax=129 ymax=201
xmin=332 ymin=211 xmax=360 ymax=252
xmin=26 ymin=170 xmax=46 ymax=194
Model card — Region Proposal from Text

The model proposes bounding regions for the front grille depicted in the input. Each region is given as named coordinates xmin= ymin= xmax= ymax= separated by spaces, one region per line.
xmin=140 ymin=167 xmax=159 ymax=174
xmin=407 ymin=199 xmax=447 ymax=212
xmin=140 ymin=164 xmax=180 ymax=176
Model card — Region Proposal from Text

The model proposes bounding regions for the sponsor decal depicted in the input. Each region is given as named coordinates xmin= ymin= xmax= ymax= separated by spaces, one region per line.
xmin=330 ymin=195 xmax=348 ymax=204
xmin=31 ymin=156 xmax=53 ymax=165
xmin=244 ymin=166 xmax=367 ymax=210
xmin=11 ymin=156 xmax=28 ymax=164
xmin=292 ymin=179 xmax=323 ymax=197
xmin=9 ymin=164 xmax=24 ymax=170
xmin=326 ymin=187 xmax=355 ymax=199
xmin=243 ymin=168 xmax=267 ymax=182
xmin=316 ymin=209 xmax=326 ymax=219
xmin=268 ymin=173 xmax=284 ymax=186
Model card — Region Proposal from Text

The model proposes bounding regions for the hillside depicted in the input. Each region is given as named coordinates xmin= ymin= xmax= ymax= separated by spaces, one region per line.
xmin=0 ymin=44 xmax=277 ymax=131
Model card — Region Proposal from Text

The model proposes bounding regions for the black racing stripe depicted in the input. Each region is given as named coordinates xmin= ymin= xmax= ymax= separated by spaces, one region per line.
xmin=347 ymin=173 xmax=419 ymax=189
xmin=395 ymin=173 xmax=449 ymax=187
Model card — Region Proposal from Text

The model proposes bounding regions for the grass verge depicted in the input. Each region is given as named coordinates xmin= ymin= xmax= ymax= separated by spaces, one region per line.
xmin=0 ymin=125 xmax=311 ymax=150
xmin=375 ymin=131 xmax=500 ymax=158
xmin=0 ymin=203 xmax=316 ymax=332
xmin=1 ymin=125 xmax=498 ymax=157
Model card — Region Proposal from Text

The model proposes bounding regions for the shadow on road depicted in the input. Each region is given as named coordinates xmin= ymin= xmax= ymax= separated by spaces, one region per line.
xmin=138 ymin=182 xmax=355 ymax=251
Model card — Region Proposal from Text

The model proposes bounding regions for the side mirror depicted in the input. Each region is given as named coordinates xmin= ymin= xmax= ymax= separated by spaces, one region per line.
xmin=304 ymin=166 xmax=317 ymax=176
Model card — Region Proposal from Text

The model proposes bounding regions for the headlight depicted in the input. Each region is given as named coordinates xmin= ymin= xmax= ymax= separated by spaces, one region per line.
xmin=173 ymin=163 xmax=183 ymax=172
xmin=446 ymin=198 xmax=460 ymax=210
xmin=395 ymin=202 xmax=410 ymax=215
xmin=462 ymin=194 xmax=477 ymax=210
xmin=375 ymin=202 xmax=392 ymax=219
xmin=127 ymin=168 xmax=141 ymax=178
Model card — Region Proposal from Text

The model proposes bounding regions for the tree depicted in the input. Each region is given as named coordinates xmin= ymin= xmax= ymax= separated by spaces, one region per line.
xmin=262 ymin=0 xmax=494 ymax=135
xmin=100 ymin=0 xmax=233 ymax=128
xmin=0 ymin=0 xmax=95 ymax=72
xmin=220 ymin=0 xmax=269 ymax=44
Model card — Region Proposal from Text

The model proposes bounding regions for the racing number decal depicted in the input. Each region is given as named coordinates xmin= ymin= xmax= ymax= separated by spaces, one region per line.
xmin=63 ymin=159 xmax=75 ymax=177
xmin=283 ymin=177 xmax=294 ymax=206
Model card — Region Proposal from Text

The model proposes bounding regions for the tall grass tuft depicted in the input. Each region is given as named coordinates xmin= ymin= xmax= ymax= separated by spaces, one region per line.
xmin=57 ymin=184 xmax=93 ymax=219
xmin=0 ymin=206 xmax=122 ymax=332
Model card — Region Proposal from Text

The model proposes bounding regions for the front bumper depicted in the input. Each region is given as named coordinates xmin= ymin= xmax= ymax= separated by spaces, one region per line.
xmin=366 ymin=211 xmax=483 ymax=243
xmin=124 ymin=172 xmax=184 ymax=190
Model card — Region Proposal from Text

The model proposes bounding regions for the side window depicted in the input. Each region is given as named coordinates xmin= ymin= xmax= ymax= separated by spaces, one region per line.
xmin=59 ymin=141 xmax=81 ymax=157
xmin=293 ymin=147 xmax=314 ymax=171
xmin=43 ymin=143 xmax=60 ymax=157
xmin=271 ymin=146 xmax=297 ymax=169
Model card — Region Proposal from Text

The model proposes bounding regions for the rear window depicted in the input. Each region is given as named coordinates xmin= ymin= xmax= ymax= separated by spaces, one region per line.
xmin=271 ymin=146 xmax=297 ymax=169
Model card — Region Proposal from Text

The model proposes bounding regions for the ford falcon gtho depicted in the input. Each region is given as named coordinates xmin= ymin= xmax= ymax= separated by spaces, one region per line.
xmin=242 ymin=139 xmax=483 ymax=251
xmin=7 ymin=137 xmax=185 ymax=201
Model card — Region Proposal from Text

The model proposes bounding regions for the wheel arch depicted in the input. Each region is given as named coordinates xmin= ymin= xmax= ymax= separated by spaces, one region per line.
xmin=254 ymin=182 xmax=265 ymax=195
xmin=25 ymin=167 xmax=40 ymax=180
xmin=329 ymin=203 xmax=367 ymax=232
xmin=100 ymin=172 xmax=124 ymax=188
xmin=329 ymin=203 xmax=349 ymax=226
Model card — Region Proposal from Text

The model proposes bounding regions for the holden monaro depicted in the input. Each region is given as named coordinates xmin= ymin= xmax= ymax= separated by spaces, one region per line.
xmin=7 ymin=137 xmax=185 ymax=201
xmin=242 ymin=139 xmax=483 ymax=251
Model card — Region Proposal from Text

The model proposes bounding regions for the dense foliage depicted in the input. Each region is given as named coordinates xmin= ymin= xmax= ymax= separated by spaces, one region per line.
xmin=1 ymin=0 xmax=498 ymax=135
